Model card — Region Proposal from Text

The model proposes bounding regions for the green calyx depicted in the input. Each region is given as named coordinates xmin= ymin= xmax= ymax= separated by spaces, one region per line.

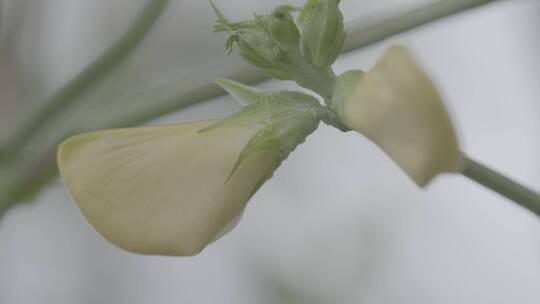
xmin=203 ymin=79 xmax=325 ymax=180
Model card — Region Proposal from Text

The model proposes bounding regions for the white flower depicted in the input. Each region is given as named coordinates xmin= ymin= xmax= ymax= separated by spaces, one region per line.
xmin=58 ymin=80 xmax=323 ymax=256
xmin=332 ymin=45 xmax=462 ymax=186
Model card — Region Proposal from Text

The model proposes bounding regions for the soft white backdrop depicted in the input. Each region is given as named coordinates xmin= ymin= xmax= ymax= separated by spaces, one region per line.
xmin=1 ymin=1 xmax=539 ymax=303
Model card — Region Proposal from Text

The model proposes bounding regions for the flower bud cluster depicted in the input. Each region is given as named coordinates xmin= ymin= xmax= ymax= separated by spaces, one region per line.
xmin=212 ymin=0 xmax=346 ymax=94
xmin=212 ymin=3 xmax=300 ymax=80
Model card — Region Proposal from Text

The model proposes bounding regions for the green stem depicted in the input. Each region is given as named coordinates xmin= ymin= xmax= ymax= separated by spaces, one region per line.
xmin=0 ymin=0 xmax=169 ymax=160
xmin=344 ymin=0 xmax=497 ymax=51
xmin=281 ymin=49 xmax=345 ymax=129
xmin=462 ymin=155 xmax=540 ymax=217
xmin=286 ymin=49 xmax=337 ymax=101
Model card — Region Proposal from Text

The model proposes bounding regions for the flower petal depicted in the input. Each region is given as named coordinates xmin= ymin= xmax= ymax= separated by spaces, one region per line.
xmin=335 ymin=45 xmax=462 ymax=186
xmin=58 ymin=121 xmax=278 ymax=256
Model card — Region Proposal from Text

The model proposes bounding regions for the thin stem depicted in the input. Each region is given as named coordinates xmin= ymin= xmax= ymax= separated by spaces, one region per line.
xmin=462 ymin=155 xmax=540 ymax=217
xmin=0 ymin=0 xmax=169 ymax=160
xmin=343 ymin=0 xmax=497 ymax=52
xmin=285 ymin=49 xmax=337 ymax=101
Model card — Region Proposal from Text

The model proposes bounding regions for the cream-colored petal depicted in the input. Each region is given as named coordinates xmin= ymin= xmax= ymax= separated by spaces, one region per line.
xmin=337 ymin=45 xmax=462 ymax=186
xmin=58 ymin=121 xmax=278 ymax=256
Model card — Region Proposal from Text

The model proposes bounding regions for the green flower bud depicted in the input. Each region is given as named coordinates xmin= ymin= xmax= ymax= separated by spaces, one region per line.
xmin=211 ymin=2 xmax=339 ymax=98
xmin=236 ymin=22 xmax=291 ymax=80
xmin=57 ymin=82 xmax=323 ymax=256
xmin=269 ymin=6 xmax=300 ymax=52
xmin=211 ymin=2 xmax=294 ymax=80
xmin=332 ymin=45 xmax=462 ymax=187
xmin=299 ymin=0 xmax=346 ymax=68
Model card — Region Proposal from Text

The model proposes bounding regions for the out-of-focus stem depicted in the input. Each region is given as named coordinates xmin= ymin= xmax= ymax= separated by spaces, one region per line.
xmin=462 ymin=155 xmax=540 ymax=217
xmin=343 ymin=0 xmax=496 ymax=51
xmin=0 ymin=0 xmax=169 ymax=160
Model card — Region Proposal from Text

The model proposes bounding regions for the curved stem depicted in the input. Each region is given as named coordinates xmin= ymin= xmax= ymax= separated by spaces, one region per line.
xmin=0 ymin=0 xmax=169 ymax=160
xmin=462 ymin=155 xmax=540 ymax=217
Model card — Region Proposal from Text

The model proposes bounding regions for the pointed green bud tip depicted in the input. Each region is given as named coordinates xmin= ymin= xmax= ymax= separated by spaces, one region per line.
xmin=299 ymin=0 xmax=346 ymax=68
xmin=214 ymin=78 xmax=265 ymax=105
xmin=332 ymin=45 xmax=463 ymax=187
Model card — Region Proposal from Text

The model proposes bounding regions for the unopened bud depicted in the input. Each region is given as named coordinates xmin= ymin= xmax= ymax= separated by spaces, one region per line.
xmin=269 ymin=6 xmax=300 ymax=52
xmin=212 ymin=2 xmax=294 ymax=80
xmin=299 ymin=0 xmax=346 ymax=68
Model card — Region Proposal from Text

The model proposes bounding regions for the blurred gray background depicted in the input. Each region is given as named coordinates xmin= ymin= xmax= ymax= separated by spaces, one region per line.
xmin=0 ymin=0 xmax=539 ymax=303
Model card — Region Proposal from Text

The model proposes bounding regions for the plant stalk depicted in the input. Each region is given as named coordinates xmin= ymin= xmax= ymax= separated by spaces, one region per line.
xmin=344 ymin=0 xmax=497 ymax=51
xmin=462 ymin=155 xmax=540 ymax=217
